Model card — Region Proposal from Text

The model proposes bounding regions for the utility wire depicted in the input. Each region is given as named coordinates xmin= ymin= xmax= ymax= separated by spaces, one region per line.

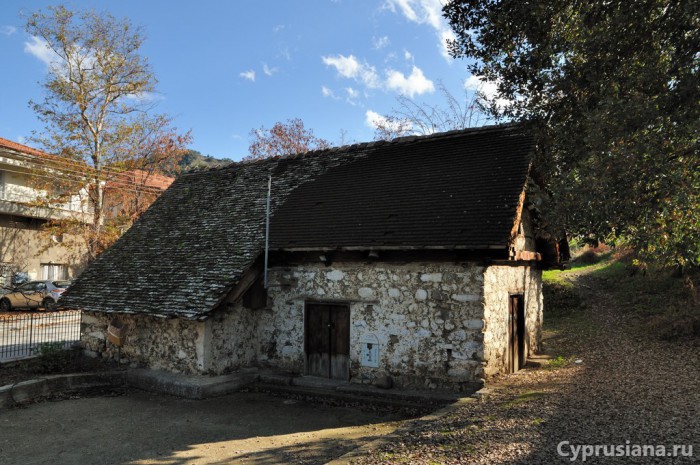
xmin=0 ymin=166 xmax=167 ymax=197
xmin=1 ymin=150 xmax=175 ymax=190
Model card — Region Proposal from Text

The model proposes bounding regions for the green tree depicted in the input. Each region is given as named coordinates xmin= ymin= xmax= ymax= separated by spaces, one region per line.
xmin=25 ymin=5 xmax=190 ymax=261
xmin=247 ymin=118 xmax=329 ymax=159
xmin=444 ymin=0 xmax=700 ymax=267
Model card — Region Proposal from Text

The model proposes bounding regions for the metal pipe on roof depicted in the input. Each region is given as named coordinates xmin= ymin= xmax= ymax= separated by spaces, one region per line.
xmin=263 ymin=175 xmax=271 ymax=289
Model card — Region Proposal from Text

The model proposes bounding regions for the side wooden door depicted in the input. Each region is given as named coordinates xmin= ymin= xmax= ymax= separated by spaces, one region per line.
xmin=305 ymin=303 xmax=350 ymax=380
xmin=508 ymin=295 xmax=526 ymax=373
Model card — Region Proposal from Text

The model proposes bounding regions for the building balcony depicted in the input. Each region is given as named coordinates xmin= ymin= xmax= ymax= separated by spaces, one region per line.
xmin=0 ymin=190 xmax=92 ymax=223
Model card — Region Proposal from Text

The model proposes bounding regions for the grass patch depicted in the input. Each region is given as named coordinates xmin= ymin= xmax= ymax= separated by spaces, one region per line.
xmin=588 ymin=262 xmax=700 ymax=340
xmin=501 ymin=390 xmax=547 ymax=409
xmin=544 ymin=355 xmax=572 ymax=369
xmin=542 ymin=269 xmax=575 ymax=287
xmin=550 ymin=247 xmax=700 ymax=341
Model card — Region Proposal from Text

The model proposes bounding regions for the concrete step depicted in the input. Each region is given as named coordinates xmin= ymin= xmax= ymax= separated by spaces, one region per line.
xmin=127 ymin=368 xmax=259 ymax=399
xmin=252 ymin=377 xmax=464 ymax=410
xmin=525 ymin=353 xmax=553 ymax=368
xmin=253 ymin=382 xmax=429 ymax=410
xmin=258 ymin=370 xmax=295 ymax=386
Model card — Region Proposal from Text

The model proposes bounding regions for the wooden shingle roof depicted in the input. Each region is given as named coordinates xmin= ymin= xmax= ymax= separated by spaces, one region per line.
xmin=270 ymin=125 xmax=532 ymax=251
xmin=61 ymin=124 xmax=532 ymax=319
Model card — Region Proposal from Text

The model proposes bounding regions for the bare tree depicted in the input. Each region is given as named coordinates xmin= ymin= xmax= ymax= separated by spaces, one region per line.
xmin=372 ymin=81 xmax=489 ymax=140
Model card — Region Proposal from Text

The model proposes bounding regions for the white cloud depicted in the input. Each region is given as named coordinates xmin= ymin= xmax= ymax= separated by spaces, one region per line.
xmin=125 ymin=91 xmax=165 ymax=103
xmin=385 ymin=0 xmax=441 ymax=28
xmin=272 ymin=24 xmax=285 ymax=33
xmin=25 ymin=36 xmax=103 ymax=77
xmin=322 ymin=54 xmax=381 ymax=88
xmin=384 ymin=0 xmax=455 ymax=61
xmin=386 ymin=66 xmax=434 ymax=97
xmin=404 ymin=50 xmax=413 ymax=61
xmin=240 ymin=70 xmax=256 ymax=82
xmin=262 ymin=63 xmax=277 ymax=76
xmin=24 ymin=36 xmax=59 ymax=67
xmin=365 ymin=110 xmax=410 ymax=133
xmin=464 ymin=74 xmax=508 ymax=108
xmin=322 ymin=53 xmax=435 ymax=98
xmin=1 ymin=25 xmax=17 ymax=36
xmin=439 ymin=28 xmax=456 ymax=59
xmin=373 ymin=35 xmax=390 ymax=50
xmin=321 ymin=85 xmax=339 ymax=99
xmin=345 ymin=87 xmax=361 ymax=106
xmin=279 ymin=47 xmax=292 ymax=61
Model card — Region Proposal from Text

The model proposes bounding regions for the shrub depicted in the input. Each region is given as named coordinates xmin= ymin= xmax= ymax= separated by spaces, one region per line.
xmin=30 ymin=342 xmax=75 ymax=374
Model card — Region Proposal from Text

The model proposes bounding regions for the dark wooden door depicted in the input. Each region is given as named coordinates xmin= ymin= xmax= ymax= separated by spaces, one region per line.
xmin=305 ymin=304 xmax=350 ymax=380
xmin=508 ymin=295 xmax=526 ymax=373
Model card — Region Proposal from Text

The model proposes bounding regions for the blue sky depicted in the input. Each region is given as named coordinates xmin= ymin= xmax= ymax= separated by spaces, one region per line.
xmin=0 ymin=1 xmax=489 ymax=161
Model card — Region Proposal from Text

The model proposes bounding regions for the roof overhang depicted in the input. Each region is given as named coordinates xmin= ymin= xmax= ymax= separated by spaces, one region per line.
xmin=271 ymin=245 xmax=508 ymax=252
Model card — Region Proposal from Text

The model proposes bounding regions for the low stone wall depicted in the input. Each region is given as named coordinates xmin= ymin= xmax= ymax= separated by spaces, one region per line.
xmin=257 ymin=262 xmax=486 ymax=391
xmin=80 ymin=312 xmax=205 ymax=374
xmin=482 ymin=265 xmax=543 ymax=377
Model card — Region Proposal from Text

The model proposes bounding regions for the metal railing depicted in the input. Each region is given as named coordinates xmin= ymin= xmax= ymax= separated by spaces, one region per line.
xmin=0 ymin=310 xmax=81 ymax=361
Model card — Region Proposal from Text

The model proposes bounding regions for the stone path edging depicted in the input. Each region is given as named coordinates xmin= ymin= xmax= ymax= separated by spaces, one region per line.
xmin=0 ymin=371 xmax=125 ymax=408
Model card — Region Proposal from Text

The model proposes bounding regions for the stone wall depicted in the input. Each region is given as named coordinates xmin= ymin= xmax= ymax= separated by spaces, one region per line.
xmin=482 ymin=265 xmax=543 ymax=377
xmin=257 ymin=262 xmax=486 ymax=391
xmin=201 ymin=299 xmax=259 ymax=374
xmin=79 ymin=262 xmax=542 ymax=386
xmin=81 ymin=312 xmax=206 ymax=374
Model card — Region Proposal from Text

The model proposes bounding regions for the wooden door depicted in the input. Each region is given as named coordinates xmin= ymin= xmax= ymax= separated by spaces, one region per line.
xmin=508 ymin=295 xmax=526 ymax=373
xmin=305 ymin=304 xmax=350 ymax=380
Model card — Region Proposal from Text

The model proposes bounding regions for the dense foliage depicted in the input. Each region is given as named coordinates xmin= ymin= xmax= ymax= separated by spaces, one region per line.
xmin=444 ymin=0 xmax=700 ymax=267
xmin=176 ymin=150 xmax=233 ymax=172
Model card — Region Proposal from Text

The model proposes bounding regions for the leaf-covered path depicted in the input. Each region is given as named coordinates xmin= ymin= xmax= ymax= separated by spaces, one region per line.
xmin=356 ymin=269 xmax=700 ymax=464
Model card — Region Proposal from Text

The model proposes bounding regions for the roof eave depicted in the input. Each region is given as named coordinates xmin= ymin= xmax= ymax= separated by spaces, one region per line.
xmin=271 ymin=244 xmax=508 ymax=252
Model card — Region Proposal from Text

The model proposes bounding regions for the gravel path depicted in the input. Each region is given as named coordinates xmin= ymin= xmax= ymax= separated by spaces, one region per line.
xmin=355 ymin=273 xmax=700 ymax=464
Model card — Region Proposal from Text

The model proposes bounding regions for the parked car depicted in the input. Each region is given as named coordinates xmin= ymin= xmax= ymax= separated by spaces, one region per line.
xmin=0 ymin=280 xmax=72 ymax=312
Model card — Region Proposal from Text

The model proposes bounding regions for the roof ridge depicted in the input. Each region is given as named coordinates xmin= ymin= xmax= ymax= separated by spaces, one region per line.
xmin=182 ymin=123 xmax=523 ymax=177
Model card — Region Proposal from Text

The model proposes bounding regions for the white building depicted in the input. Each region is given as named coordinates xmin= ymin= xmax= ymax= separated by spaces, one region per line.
xmin=0 ymin=137 xmax=89 ymax=285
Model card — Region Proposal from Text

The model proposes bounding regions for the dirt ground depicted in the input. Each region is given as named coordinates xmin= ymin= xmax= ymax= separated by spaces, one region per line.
xmin=0 ymin=389 xmax=414 ymax=465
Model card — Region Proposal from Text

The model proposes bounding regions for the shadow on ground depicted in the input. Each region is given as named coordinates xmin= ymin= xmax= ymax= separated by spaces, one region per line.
xmin=0 ymin=389 xmax=418 ymax=465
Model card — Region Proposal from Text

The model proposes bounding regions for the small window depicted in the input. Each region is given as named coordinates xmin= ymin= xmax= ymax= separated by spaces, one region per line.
xmin=41 ymin=264 xmax=68 ymax=280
